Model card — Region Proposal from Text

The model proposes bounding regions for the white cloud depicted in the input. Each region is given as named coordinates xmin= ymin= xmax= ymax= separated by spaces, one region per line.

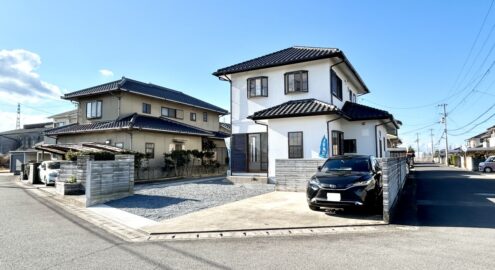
xmin=0 ymin=49 xmax=62 ymax=104
xmin=99 ymin=69 xmax=114 ymax=77
xmin=0 ymin=111 xmax=49 ymax=132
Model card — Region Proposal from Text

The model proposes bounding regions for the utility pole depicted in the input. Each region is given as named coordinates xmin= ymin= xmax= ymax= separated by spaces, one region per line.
xmin=16 ymin=103 xmax=21 ymax=130
xmin=430 ymin=129 xmax=435 ymax=162
xmin=438 ymin=104 xmax=449 ymax=165
xmin=416 ymin=133 xmax=420 ymax=160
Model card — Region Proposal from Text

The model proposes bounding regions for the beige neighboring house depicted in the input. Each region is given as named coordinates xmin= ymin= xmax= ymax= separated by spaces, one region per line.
xmin=45 ymin=77 xmax=229 ymax=168
xmin=49 ymin=109 xmax=78 ymax=128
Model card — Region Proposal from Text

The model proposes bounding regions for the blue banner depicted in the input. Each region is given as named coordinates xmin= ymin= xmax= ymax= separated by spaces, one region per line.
xmin=319 ymin=135 xmax=328 ymax=158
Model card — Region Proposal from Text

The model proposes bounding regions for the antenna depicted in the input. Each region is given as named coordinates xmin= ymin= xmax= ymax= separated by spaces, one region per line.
xmin=16 ymin=103 xmax=21 ymax=129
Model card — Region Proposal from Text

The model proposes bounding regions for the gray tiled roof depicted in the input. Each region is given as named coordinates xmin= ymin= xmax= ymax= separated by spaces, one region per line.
xmin=63 ymin=77 xmax=228 ymax=114
xmin=213 ymin=46 xmax=369 ymax=94
xmin=248 ymin=99 xmax=398 ymax=127
xmin=341 ymin=102 xmax=392 ymax=121
xmin=45 ymin=114 xmax=213 ymax=137
xmin=214 ymin=47 xmax=339 ymax=76
xmin=248 ymin=99 xmax=339 ymax=120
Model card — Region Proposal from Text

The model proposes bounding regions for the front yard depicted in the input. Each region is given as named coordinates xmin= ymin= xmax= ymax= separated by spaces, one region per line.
xmin=105 ymin=177 xmax=275 ymax=221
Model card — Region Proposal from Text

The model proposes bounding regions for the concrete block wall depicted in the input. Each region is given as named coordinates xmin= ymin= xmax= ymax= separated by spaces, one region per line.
xmin=58 ymin=162 xmax=78 ymax=182
xmin=85 ymin=155 xmax=134 ymax=207
xmin=76 ymin=155 xmax=93 ymax=188
xmin=275 ymin=159 xmax=325 ymax=192
xmin=379 ymin=157 xmax=408 ymax=223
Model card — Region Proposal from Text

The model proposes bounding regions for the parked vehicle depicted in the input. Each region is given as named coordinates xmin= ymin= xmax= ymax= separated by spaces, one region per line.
xmin=307 ymin=155 xmax=382 ymax=212
xmin=478 ymin=156 xmax=495 ymax=173
xmin=38 ymin=161 xmax=61 ymax=186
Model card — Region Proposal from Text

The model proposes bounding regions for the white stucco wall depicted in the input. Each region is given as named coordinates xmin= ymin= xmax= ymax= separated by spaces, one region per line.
xmin=267 ymin=115 xmax=330 ymax=177
xmin=230 ymin=58 xmax=361 ymax=135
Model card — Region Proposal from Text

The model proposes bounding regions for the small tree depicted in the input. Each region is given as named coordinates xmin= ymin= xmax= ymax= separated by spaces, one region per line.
xmin=164 ymin=150 xmax=191 ymax=177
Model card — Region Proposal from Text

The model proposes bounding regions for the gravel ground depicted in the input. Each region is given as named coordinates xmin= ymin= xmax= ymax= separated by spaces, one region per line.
xmin=106 ymin=178 xmax=275 ymax=221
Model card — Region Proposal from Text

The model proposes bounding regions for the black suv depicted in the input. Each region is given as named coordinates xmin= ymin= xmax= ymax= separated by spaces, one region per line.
xmin=307 ymin=155 xmax=382 ymax=212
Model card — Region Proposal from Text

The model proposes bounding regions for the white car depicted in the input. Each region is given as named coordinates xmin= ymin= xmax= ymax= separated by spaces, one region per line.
xmin=38 ymin=161 xmax=61 ymax=185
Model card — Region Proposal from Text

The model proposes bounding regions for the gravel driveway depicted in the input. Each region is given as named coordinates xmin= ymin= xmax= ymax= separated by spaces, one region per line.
xmin=106 ymin=178 xmax=275 ymax=221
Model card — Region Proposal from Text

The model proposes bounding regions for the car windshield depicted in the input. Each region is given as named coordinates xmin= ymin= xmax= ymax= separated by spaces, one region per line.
xmin=321 ymin=158 xmax=370 ymax=172
xmin=47 ymin=162 xmax=60 ymax=169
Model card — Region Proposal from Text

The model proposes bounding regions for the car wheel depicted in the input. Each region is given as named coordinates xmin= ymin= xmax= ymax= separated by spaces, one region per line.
xmin=309 ymin=205 xmax=321 ymax=212
xmin=484 ymin=167 xmax=492 ymax=173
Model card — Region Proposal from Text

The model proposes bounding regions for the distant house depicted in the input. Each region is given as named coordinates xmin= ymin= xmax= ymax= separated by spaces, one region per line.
xmin=49 ymin=109 xmax=78 ymax=128
xmin=44 ymin=77 xmax=230 ymax=170
xmin=0 ymin=122 xmax=53 ymax=173
xmin=213 ymin=46 xmax=400 ymax=180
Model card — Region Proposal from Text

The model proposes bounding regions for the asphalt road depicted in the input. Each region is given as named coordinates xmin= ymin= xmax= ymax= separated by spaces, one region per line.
xmin=1 ymin=165 xmax=495 ymax=270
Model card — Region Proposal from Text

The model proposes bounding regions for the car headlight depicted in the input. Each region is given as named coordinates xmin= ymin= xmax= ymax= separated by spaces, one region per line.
xmin=309 ymin=177 xmax=321 ymax=190
xmin=351 ymin=178 xmax=373 ymax=187
xmin=480 ymin=162 xmax=485 ymax=166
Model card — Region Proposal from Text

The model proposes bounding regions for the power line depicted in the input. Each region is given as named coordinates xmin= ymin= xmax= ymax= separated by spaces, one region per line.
xmin=449 ymin=102 xmax=495 ymax=131
xmin=447 ymin=0 xmax=495 ymax=96
xmin=448 ymin=110 xmax=495 ymax=136
xmin=400 ymin=122 xmax=438 ymax=135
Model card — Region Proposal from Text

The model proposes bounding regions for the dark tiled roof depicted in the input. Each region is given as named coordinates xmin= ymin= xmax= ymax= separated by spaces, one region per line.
xmin=63 ymin=77 xmax=228 ymax=114
xmin=45 ymin=114 xmax=213 ymax=137
xmin=214 ymin=47 xmax=339 ymax=76
xmin=211 ymin=131 xmax=230 ymax=139
xmin=213 ymin=46 xmax=369 ymax=94
xmin=248 ymin=99 xmax=338 ymax=120
xmin=219 ymin=122 xmax=231 ymax=130
xmin=341 ymin=102 xmax=392 ymax=121
xmin=248 ymin=100 xmax=398 ymax=127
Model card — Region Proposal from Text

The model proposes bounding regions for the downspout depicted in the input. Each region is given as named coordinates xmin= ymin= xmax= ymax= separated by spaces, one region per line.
xmin=218 ymin=75 xmax=233 ymax=174
xmin=375 ymin=120 xmax=394 ymax=157
xmin=329 ymin=59 xmax=345 ymax=105
xmin=327 ymin=114 xmax=343 ymax=157
xmin=254 ymin=120 xmax=269 ymax=177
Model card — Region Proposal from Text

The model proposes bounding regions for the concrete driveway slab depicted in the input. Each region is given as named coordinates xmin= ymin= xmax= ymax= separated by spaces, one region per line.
xmin=143 ymin=191 xmax=384 ymax=234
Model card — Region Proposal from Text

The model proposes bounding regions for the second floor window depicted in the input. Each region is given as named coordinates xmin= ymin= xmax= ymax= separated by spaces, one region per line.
xmin=247 ymin=77 xmax=268 ymax=98
xmin=161 ymin=107 xmax=184 ymax=119
xmin=86 ymin=100 xmax=102 ymax=119
xmin=203 ymin=112 xmax=208 ymax=122
xmin=190 ymin=112 xmax=196 ymax=121
xmin=331 ymin=69 xmax=343 ymax=100
xmin=142 ymin=103 xmax=151 ymax=114
xmin=285 ymin=71 xmax=308 ymax=94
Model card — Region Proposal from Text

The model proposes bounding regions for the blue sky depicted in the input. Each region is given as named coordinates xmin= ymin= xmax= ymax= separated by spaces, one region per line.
xmin=1 ymin=0 xmax=494 ymax=153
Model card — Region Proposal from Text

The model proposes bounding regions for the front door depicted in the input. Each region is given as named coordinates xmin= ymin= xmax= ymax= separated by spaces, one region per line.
xmin=248 ymin=134 xmax=261 ymax=172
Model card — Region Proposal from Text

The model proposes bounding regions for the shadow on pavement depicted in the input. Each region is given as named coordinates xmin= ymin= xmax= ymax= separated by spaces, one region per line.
xmin=106 ymin=194 xmax=200 ymax=209
xmin=393 ymin=163 xmax=495 ymax=229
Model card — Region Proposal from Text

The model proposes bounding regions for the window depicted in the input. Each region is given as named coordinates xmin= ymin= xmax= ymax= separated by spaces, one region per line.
xmin=344 ymin=139 xmax=357 ymax=153
xmin=203 ymin=112 xmax=208 ymax=122
xmin=190 ymin=112 xmax=196 ymax=121
xmin=175 ymin=143 xmax=184 ymax=151
xmin=348 ymin=89 xmax=353 ymax=102
xmin=145 ymin=143 xmax=155 ymax=159
xmin=288 ymin=132 xmax=303 ymax=158
xmin=353 ymin=93 xmax=357 ymax=103
xmin=161 ymin=107 xmax=184 ymax=119
xmin=142 ymin=103 xmax=151 ymax=114
xmin=331 ymin=69 xmax=343 ymax=100
xmin=115 ymin=142 xmax=124 ymax=148
xmin=332 ymin=131 xmax=344 ymax=156
xmin=247 ymin=77 xmax=268 ymax=98
xmin=86 ymin=100 xmax=102 ymax=119
xmin=54 ymin=122 xmax=65 ymax=128
xmin=284 ymin=71 xmax=308 ymax=94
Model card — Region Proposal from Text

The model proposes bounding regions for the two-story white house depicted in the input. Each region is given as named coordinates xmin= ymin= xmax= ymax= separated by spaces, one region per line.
xmin=213 ymin=46 xmax=400 ymax=181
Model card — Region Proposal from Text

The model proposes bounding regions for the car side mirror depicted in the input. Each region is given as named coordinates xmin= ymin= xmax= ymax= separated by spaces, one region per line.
xmin=317 ymin=166 xmax=322 ymax=172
